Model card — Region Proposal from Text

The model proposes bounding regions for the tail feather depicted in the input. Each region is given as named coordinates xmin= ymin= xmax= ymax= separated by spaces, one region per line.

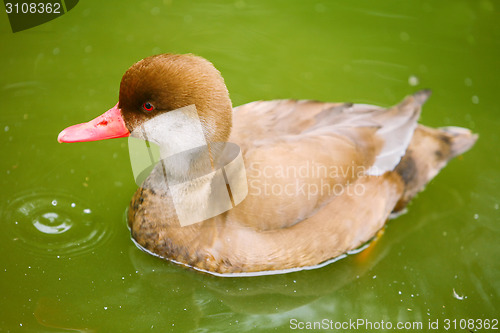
xmin=439 ymin=126 xmax=479 ymax=158
xmin=393 ymin=124 xmax=478 ymax=211
xmin=367 ymin=90 xmax=431 ymax=175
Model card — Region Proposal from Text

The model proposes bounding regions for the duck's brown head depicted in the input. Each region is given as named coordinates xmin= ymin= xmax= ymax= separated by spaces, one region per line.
xmin=57 ymin=54 xmax=233 ymax=144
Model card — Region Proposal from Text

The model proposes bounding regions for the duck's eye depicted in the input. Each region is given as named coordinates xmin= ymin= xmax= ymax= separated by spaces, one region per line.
xmin=143 ymin=102 xmax=154 ymax=112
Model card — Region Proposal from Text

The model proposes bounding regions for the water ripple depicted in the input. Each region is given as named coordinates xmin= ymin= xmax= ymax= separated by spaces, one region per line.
xmin=3 ymin=191 xmax=111 ymax=257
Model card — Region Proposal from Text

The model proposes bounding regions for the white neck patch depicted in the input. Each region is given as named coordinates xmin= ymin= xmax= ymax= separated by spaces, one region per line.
xmin=127 ymin=105 xmax=248 ymax=227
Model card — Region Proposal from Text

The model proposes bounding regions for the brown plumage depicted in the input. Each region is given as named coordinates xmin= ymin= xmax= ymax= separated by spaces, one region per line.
xmin=120 ymin=54 xmax=477 ymax=275
xmin=61 ymin=53 xmax=478 ymax=275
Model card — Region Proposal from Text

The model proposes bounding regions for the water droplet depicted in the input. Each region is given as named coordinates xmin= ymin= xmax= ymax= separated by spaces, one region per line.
xmin=408 ymin=75 xmax=419 ymax=86
xmin=472 ymin=95 xmax=479 ymax=104
xmin=474 ymin=214 xmax=479 ymax=220
xmin=84 ymin=45 xmax=92 ymax=53
xmin=464 ymin=78 xmax=472 ymax=86
xmin=452 ymin=288 xmax=464 ymax=300
xmin=52 ymin=47 xmax=60 ymax=55
xmin=2 ymin=191 xmax=111 ymax=258
xmin=400 ymin=31 xmax=410 ymax=41
xmin=34 ymin=212 xmax=72 ymax=234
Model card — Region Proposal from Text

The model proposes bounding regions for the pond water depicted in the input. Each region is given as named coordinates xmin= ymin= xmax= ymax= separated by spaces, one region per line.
xmin=1 ymin=0 xmax=499 ymax=331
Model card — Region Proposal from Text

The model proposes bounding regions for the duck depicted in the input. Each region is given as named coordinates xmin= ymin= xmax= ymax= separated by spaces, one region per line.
xmin=58 ymin=53 xmax=477 ymax=275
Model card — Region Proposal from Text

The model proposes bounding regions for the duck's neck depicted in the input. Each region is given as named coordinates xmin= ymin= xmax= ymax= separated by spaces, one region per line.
xmin=134 ymin=101 xmax=234 ymax=227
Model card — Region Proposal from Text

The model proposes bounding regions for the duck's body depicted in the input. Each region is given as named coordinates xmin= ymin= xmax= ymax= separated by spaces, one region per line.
xmin=58 ymin=54 xmax=477 ymax=275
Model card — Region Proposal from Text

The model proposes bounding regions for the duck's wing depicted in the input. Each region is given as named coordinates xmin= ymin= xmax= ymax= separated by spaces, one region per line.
xmin=233 ymin=90 xmax=430 ymax=174
xmin=229 ymin=91 xmax=430 ymax=230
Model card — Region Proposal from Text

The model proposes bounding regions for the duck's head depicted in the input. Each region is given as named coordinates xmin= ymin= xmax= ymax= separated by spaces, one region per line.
xmin=57 ymin=54 xmax=233 ymax=144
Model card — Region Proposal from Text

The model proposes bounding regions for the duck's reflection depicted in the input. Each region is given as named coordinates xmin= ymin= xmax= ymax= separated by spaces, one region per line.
xmin=33 ymin=209 xmax=431 ymax=332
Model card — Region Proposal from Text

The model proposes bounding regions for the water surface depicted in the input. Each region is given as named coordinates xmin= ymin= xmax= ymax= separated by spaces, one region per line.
xmin=0 ymin=0 xmax=498 ymax=331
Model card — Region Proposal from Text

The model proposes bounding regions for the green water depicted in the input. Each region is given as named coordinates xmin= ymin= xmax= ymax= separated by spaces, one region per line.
xmin=1 ymin=0 xmax=499 ymax=331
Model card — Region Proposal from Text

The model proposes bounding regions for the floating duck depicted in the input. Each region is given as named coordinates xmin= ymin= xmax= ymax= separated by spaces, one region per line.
xmin=58 ymin=54 xmax=477 ymax=275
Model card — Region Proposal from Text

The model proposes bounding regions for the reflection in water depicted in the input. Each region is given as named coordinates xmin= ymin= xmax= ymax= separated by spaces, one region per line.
xmin=24 ymin=199 xmax=493 ymax=332
xmin=120 ymin=232 xmax=391 ymax=332
xmin=35 ymin=297 xmax=97 ymax=333
xmin=32 ymin=212 xmax=72 ymax=234
xmin=2 ymin=191 xmax=111 ymax=257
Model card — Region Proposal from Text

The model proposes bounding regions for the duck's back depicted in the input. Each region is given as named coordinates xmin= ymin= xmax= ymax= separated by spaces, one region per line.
xmin=228 ymin=92 xmax=434 ymax=229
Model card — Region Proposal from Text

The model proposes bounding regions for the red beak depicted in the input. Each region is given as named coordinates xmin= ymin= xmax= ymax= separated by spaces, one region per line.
xmin=57 ymin=103 xmax=130 ymax=143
